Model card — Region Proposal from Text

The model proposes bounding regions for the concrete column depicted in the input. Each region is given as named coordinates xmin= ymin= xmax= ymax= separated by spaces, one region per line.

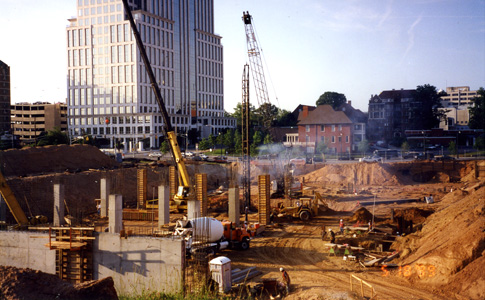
xmin=53 ymin=184 xmax=65 ymax=226
xmin=100 ymin=178 xmax=110 ymax=217
xmin=109 ymin=194 xmax=123 ymax=233
xmin=158 ymin=185 xmax=170 ymax=226
xmin=229 ymin=188 xmax=240 ymax=226
xmin=187 ymin=200 xmax=201 ymax=220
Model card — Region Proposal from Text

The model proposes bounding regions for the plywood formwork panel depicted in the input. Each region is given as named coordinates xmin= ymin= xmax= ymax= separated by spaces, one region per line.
xmin=258 ymin=174 xmax=270 ymax=225
xmin=196 ymin=173 xmax=208 ymax=216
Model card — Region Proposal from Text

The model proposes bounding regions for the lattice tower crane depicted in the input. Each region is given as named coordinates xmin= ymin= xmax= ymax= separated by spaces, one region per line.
xmin=242 ymin=11 xmax=273 ymax=130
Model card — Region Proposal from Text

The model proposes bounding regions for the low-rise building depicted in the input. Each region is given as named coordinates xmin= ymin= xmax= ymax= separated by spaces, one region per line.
xmin=11 ymin=102 xmax=67 ymax=143
xmin=440 ymin=86 xmax=478 ymax=108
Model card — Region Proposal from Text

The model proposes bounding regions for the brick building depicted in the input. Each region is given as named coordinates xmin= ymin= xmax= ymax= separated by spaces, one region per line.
xmin=294 ymin=103 xmax=366 ymax=155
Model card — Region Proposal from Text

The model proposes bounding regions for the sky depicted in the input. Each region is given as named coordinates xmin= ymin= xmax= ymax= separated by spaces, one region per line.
xmin=1 ymin=0 xmax=484 ymax=114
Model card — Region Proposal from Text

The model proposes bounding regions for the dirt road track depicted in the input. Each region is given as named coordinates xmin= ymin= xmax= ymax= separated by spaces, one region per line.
xmin=226 ymin=219 xmax=446 ymax=300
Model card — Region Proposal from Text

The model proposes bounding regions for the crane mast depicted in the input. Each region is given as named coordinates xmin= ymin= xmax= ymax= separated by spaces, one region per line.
xmin=241 ymin=64 xmax=250 ymax=222
xmin=242 ymin=11 xmax=272 ymax=128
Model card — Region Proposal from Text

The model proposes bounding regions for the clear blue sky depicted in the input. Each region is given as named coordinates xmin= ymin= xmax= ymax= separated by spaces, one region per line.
xmin=1 ymin=0 xmax=484 ymax=113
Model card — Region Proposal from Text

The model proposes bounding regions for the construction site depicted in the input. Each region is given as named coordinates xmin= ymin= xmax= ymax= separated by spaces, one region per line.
xmin=1 ymin=3 xmax=484 ymax=299
xmin=0 ymin=144 xmax=484 ymax=300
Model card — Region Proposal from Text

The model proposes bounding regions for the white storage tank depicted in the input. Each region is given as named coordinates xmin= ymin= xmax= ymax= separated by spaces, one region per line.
xmin=209 ymin=256 xmax=232 ymax=293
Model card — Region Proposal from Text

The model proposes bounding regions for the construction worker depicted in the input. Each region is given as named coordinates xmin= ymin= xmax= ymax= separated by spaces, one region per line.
xmin=329 ymin=228 xmax=335 ymax=243
xmin=339 ymin=219 xmax=344 ymax=235
xmin=280 ymin=267 xmax=290 ymax=295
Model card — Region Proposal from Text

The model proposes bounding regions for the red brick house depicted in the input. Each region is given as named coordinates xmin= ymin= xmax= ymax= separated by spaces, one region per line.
xmin=293 ymin=104 xmax=366 ymax=154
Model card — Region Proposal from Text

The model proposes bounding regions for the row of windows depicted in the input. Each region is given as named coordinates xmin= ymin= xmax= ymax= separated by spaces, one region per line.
xmin=318 ymin=135 xmax=350 ymax=143
xmin=78 ymin=2 xmax=121 ymax=16
xmin=306 ymin=124 xmax=345 ymax=132
xmin=78 ymin=0 xmax=115 ymax=6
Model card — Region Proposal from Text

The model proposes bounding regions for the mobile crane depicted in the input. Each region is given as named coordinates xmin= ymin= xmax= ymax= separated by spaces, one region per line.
xmin=121 ymin=0 xmax=193 ymax=207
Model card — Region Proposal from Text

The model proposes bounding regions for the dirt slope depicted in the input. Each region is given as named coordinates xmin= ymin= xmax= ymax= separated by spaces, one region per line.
xmin=392 ymin=183 xmax=485 ymax=299
xmin=0 ymin=144 xmax=119 ymax=177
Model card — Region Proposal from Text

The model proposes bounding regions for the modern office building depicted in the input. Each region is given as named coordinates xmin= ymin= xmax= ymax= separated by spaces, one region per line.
xmin=11 ymin=102 xmax=68 ymax=143
xmin=0 ymin=60 xmax=11 ymax=134
xmin=66 ymin=0 xmax=235 ymax=151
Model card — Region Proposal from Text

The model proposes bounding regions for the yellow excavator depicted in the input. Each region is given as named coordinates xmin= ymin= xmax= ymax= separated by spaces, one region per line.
xmin=122 ymin=0 xmax=193 ymax=207
xmin=0 ymin=171 xmax=47 ymax=228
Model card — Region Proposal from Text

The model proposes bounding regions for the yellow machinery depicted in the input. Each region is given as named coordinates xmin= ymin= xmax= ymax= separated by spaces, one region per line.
xmin=277 ymin=198 xmax=319 ymax=222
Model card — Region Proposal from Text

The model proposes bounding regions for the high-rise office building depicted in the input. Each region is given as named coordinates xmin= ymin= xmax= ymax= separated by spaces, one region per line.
xmin=0 ymin=60 xmax=11 ymax=134
xmin=67 ymin=0 xmax=234 ymax=151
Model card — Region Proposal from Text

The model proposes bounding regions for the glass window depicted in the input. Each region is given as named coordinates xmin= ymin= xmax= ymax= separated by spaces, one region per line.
xmin=320 ymin=125 xmax=325 ymax=132
xmin=331 ymin=125 xmax=335 ymax=132
xmin=331 ymin=136 xmax=335 ymax=143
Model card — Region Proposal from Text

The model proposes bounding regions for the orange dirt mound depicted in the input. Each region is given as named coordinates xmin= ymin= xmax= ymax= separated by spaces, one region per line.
xmin=300 ymin=163 xmax=401 ymax=186
xmin=347 ymin=207 xmax=382 ymax=223
xmin=393 ymin=207 xmax=433 ymax=223
xmin=0 ymin=144 xmax=119 ymax=177
xmin=392 ymin=183 xmax=485 ymax=300
xmin=0 ymin=266 xmax=118 ymax=300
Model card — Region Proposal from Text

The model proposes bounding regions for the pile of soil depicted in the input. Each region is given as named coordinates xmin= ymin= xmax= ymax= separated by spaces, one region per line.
xmin=0 ymin=266 xmax=118 ymax=300
xmin=299 ymin=163 xmax=401 ymax=186
xmin=347 ymin=207 xmax=382 ymax=223
xmin=393 ymin=207 xmax=433 ymax=223
xmin=0 ymin=145 xmax=119 ymax=177
xmin=392 ymin=180 xmax=485 ymax=299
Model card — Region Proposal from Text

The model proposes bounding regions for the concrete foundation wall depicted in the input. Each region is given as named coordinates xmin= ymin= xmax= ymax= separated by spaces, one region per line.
xmin=94 ymin=233 xmax=184 ymax=295
xmin=0 ymin=231 xmax=56 ymax=274
xmin=0 ymin=231 xmax=184 ymax=296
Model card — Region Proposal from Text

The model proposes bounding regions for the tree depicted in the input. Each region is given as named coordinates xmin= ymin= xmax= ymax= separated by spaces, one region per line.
xmin=159 ymin=140 xmax=170 ymax=154
xmin=36 ymin=127 xmax=69 ymax=146
xmin=474 ymin=136 xmax=484 ymax=151
xmin=468 ymin=87 xmax=485 ymax=131
xmin=316 ymin=141 xmax=328 ymax=160
xmin=198 ymin=138 xmax=211 ymax=151
xmin=401 ymin=141 xmax=410 ymax=152
xmin=316 ymin=92 xmax=347 ymax=109
xmin=274 ymin=109 xmax=298 ymax=127
xmin=222 ymin=130 xmax=235 ymax=154
xmin=358 ymin=139 xmax=370 ymax=155
xmin=448 ymin=141 xmax=457 ymax=157
xmin=263 ymin=133 xmax=273 ymax=145
xmin=251 ymin=131 xmax=263 ymax=156
xmin=410 ymin=84 xmax=445 ymax=130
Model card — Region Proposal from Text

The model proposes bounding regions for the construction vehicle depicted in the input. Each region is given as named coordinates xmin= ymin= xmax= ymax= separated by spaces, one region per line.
xmin=0 ymin=171 xmax=47 ymax=228
xmin=274 ymin=198 xmax=319 ymax=222
xmin=122 ymin=0 xmax=193 ymax=209
xmin=174 ymin=217 xmax=251 ymax=256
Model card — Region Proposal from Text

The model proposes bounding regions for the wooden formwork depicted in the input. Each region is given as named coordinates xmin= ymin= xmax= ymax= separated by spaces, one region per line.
xmin=169 ymin=166 xmax=177 ymax=200
xmin=258 ymin=174 xmax=271 ymax=225
xmin=32 ymin=227 xmax=94 ymax=284
xmin=137 ymin=168 xmax=147 ymax=209
xmin=196 ymin=173 xmax=208 ymax=216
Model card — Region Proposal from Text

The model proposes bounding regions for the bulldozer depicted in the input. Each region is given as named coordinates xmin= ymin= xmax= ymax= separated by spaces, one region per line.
xmin=275 ymin=197 xmax=319 ymax=222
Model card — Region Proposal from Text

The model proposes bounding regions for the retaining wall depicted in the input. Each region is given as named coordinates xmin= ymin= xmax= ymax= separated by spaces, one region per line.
xmin=0 ymin=231 xmax=184 ymax=296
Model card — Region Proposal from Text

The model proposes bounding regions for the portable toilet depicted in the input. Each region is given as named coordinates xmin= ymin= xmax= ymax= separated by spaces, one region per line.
xmin=209 ymin=256 xmax=232 ymax=293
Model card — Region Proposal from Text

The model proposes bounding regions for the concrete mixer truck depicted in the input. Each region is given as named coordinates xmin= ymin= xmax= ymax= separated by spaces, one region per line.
xmin=174 ymin=217 xmax=251 ymax=256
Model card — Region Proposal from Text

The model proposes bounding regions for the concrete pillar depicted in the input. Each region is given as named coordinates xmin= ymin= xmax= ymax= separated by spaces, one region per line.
xmin=158 ymin=185 xmax=170 ymax=226
xmin=109 ymin=194 xmax=123 ymax=233
xmin=53 ymin=184 xmax=65 ymax=226
xmin=229 ymin=188 xmax=240 ymax=226
xmin=187 ymin=200 xmax=201 ymax=220
xmin=100 ymin=178 xmax=110 ymax=217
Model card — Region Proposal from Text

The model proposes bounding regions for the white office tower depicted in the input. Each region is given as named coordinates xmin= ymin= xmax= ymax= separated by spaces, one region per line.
xmin=67 ymin=0 xmax=234 ymax=151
